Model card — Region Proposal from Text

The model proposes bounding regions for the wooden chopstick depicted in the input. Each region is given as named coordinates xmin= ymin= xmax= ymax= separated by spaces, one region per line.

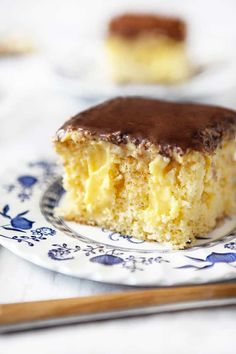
xmin=0 ymin=283 xmax=236 ymax=328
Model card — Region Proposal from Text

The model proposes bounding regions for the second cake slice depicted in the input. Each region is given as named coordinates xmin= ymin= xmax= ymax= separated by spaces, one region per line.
xmin=106 ymin=13 xmax=191 ymax=83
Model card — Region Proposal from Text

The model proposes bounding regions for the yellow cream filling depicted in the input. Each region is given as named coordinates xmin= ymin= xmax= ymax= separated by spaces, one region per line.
xmin=55 ymin=132 xmax=236 ymax=249
xmin=84 ymin=143 xmax=114 ymax=214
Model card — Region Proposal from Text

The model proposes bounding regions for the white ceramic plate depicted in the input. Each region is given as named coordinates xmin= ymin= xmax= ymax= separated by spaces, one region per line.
xmin=53 ymin=39 xmax=236 ymax=101
xmin=1 ymin=158 xmax=236 ymax=286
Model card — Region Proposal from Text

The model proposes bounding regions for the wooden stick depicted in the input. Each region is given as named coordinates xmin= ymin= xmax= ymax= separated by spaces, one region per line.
xmin=0 ymin=283 xmax=236 ymax=326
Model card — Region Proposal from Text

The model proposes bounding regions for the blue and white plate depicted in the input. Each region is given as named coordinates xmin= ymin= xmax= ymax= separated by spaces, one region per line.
xmin=1 ymin=159 xmax=236 ymax=286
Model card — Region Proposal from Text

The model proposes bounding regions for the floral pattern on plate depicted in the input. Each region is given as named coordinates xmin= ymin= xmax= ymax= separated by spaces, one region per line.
xmin=0 ymin=158 xmax=236 ymax=286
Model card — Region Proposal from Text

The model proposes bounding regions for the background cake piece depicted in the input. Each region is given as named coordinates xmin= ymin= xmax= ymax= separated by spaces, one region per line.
xmin=55 ymin=97 xmax=236 ymax=249
xmin=106 ymin=13 xmax=192 ymax=84
xmin=0 ymin=33 xmax=35 ymax=56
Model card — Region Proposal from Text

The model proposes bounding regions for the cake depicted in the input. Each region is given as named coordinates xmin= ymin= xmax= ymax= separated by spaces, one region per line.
xmin=106 ymin=13 xmax=191 ymax=84
xmin=0 ymin=34 xmax=34 ymax=56
xmin=54 ymin=97 xmax=236 ymax=249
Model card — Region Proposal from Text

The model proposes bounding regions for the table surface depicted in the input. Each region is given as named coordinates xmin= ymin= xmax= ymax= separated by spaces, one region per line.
xmin=0 ymin=1 xmax=236 ymax=353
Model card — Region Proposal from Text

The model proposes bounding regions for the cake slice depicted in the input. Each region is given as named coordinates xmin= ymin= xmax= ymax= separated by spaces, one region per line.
xmin=106 ymin=13 xmax=191 ymax=83
xmin=54 ymin=97 xmax=236 ymax=249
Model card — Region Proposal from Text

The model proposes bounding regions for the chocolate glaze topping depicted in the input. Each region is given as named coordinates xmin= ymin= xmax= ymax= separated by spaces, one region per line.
xmin=108 ymin=13 xmax=186 ymax=41
xmin=58 ymin=97 xmax=236 ymax=157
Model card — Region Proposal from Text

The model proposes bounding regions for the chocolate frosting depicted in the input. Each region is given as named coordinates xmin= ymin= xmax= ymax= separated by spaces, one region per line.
xmin=58 ymin=97 xmax=236 ymax=157
xmin=108 ymin=13 xmax=186 ymax=41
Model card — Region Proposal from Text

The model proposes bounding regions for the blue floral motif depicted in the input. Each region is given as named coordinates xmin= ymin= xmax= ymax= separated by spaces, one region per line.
xmin=102 ymin=228 xmax=145 ymax=244
xmin=5 ymin=184 xmax=15 ymax=193
xmin=4 ymin=160 xmax=57 ymax=202
xmin=89 ymin=250 xmax=169 ymax=272
xmin=0 ymin=204 xmax=34 ymax=232
xmin=0 ymin=234 xmax=35 ymax=247
xmin=28 ymin=160 xmax=57 ymax=179
xmin=48 ymin=243 xmax=80 ymax=260
xmin=176 ymin=252 xmax=236 ymax=270
xmin=225 ymin=242 xmax=236 ymax=250
xmin=31 ymin=227 xmax=56 ymax=237
xmin=122 ymin=255 xmax=168 ymax=272
xmin=90 ymin=254 xmax=124 ymax=265
xmin=16 ymin=175 xmax=38 ymax=201
xmin=13 ymin=175 xmax=38 ymax=202
xmin=89 ymin=249 xmax=124 ymax=265
xmin=110 ymin=232 xmax=145 ymax=244
xmin=82 ymin=244 xmax=105 ymax=256
xmin=0 ymin=205 xmax=53 ymax=246
xmin=0 ymin=226 xmax=56 ymax=246
xmin=48 ymin=243 xmax=169 ymax=272
xmin=18 ymin=175 xmax=38 ymax=188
